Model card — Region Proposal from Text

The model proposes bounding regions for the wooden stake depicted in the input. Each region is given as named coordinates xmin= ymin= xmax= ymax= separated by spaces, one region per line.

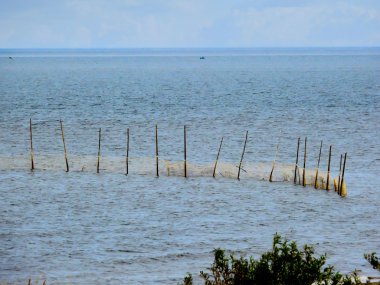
xmin=337 ymin=154 xmax=342 ymax=192
xmin=213 ymin=137 xmax=223 ymax=178
xmin=237 ymin=131 xmax=248 ymax=180
xmin=302 ymin=137 xmax=307 ymax=187
xmin=294 ymin=137 xmax=300 ymax=184
xmin=60 ymin=120 xmax=69 ymax=172
xmin=314 ymin=140 xmax=322 ymax=189
xmin=269 ymin=165 xmax=274 ymax=182
xmin=340 ymin=153 xmax=347 ymax=196
xmin=97 ymin=128 xmax=101 ymax=173
xmin=29 ymin=118 xmax=35 ymax=171
xmin=184 ymin=125 xmax=187 ymax=178
xmin=269 ymin=132 xmax=281 ymax=182
xmin=155 ymin=124 xmax=159 ymax=177
xmin=126 ymin=128 xmax=129 ymax=175
xmin=326 ymin=145 xmax=332 ymax=190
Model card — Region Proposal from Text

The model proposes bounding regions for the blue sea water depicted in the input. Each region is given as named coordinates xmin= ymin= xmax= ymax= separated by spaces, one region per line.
xmin=0 ymin=48 xmax=379 ymax=284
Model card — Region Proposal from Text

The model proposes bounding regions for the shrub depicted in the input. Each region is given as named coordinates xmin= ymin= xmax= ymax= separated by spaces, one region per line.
xmin=180 ymin=234 xmax=360 ymax=285
xmin=364 ymin=252 xmax=380 ymax=271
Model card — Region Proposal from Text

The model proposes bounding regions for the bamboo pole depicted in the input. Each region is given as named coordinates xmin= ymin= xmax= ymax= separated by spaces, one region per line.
xmin=126 ymin=128 xmax=129 ymax=175
xmin=340 ymin=153 xmax=347 ymax=196
xmin=237 ymin=131 xmax=248 ymax=180
xmin=337 ymin=154 xmax=342 ymax=192
xmin=326 ymin=145 xmax=332 ymax=190
xmin=60 ymin=120 xmax=69 ymax=172
xmin=269 ymin=132 xmax=281 ymax=182
xmin=155 ymin=124 xmax=159 ymax=177
xmin=213 ymin=137 xmax=223 ymax=178
xmin=314 ymin=140 xmax=322 ymax=189
xmin=302 ymin=137 xmax=307 ymax=187
xmin=97 ymin=128 xmax=101 ymax=173
xmin=29 ymin=118 xmax=35 ymax=171
xmin=184 ymin=125 xmax=187 ymax=178
xmin=269 ymin=164 xmax=274 ymax=182
xmin=294 ymin=137 xmax=300 ymax=184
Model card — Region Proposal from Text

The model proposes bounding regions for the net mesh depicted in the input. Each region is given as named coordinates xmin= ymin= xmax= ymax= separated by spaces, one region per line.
xmin=0 ymin=154 xmax=337 ymax=188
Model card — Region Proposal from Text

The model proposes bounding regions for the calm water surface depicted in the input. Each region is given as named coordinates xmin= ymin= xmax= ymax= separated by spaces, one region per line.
xmin=0 ymin=48 xmax=379 ymax=284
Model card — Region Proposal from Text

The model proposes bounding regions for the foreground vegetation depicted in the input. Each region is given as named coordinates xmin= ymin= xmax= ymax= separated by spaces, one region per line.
xmin=181 ymin=234 xmax=364 ymax=285
xmin=9 ymin=241 xmax=380 ymax=285
xmin=364 ymin=252 xmax=380 ymax=272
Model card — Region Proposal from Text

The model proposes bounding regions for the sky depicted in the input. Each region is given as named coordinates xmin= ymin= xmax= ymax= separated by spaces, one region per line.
xmin=0 ymin=0 xmax=379 ymax=48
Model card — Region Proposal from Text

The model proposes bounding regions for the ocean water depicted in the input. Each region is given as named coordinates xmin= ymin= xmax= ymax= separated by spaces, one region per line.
xmin=0 ymin=48 xmax=379 ymax=284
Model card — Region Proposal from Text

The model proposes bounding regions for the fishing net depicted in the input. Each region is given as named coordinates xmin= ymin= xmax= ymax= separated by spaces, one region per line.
xmin=0 ymin=154 xmax=337 ymax=189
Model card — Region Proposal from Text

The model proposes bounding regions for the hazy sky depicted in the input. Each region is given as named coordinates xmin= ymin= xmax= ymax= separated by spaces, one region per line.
xmin=1 ymin=0 xmax=379 ymax=48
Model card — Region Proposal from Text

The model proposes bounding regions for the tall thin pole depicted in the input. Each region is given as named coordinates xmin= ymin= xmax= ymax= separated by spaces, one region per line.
xmin=326 ymin=145 xmax=332 ymax=190
xmin=314 ymin=140 xmax=322 ymax=189
xmin=237 ymin=131 xmax=248 ymax=180
xmin=155 ymin=124 xmax=159 ymax=177
xmin=29 ymin=118 xmax=35 ymax=171
xmin=126 ymin=128 xmax=129 ymax=175
xmin=184 ymin=125 xmax=187 ymax=178
xmin=340 ymin=153 xmax=347 ymax=196
xmin=302 ymin=137 xmax=307 ymax=187
xmin=294 ymin=137 xmax=300 ymax=184
xmin=97 ymin=128 xmax=101 ymax=173
xmin=213 ymin=137 xmax=223 ymax=178
xmin=337 ymin=154 xmax=342 ymax=192
xmin=269 ymin=132 xmax=281 ymax=182
xmin=60 ymin=120 xmax=69 ymax=172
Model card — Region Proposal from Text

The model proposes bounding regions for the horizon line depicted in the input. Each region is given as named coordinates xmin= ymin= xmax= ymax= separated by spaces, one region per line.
xmin=1 ymin=46 xmax=380 ymax=50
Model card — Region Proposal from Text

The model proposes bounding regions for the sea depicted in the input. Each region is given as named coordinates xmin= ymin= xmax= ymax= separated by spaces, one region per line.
xmin=0 ymin=48 xmax=379 ymax=284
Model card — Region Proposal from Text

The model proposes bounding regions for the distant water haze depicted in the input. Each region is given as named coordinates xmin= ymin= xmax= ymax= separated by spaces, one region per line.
xmin=0 ymin=48 xmax=379 ymax=284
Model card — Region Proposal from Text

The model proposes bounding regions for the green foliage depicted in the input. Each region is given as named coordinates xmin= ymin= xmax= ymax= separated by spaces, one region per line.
xmin=181 ymin=233 xmax=361 ymax=285
xmin=364 ymin=252 xmax=380 ymax=271
xmin=181 ymin=273 xmax=194 ymax=285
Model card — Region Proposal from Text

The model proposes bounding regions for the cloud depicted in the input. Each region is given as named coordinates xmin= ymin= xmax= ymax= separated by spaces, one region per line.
xmin=0 ymin=0 xmax=379 ymax=47
xmin=231 ymin=1 xmax=380 ymax=46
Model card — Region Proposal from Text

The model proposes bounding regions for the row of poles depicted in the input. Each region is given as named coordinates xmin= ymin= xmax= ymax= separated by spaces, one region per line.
xmin=291 ymin=137 xmax=347 ymax=197
xmin=28 ymin=119 xmax=347 ymax=196
xmin=29 ymin=119 xmax=248 ymax=179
